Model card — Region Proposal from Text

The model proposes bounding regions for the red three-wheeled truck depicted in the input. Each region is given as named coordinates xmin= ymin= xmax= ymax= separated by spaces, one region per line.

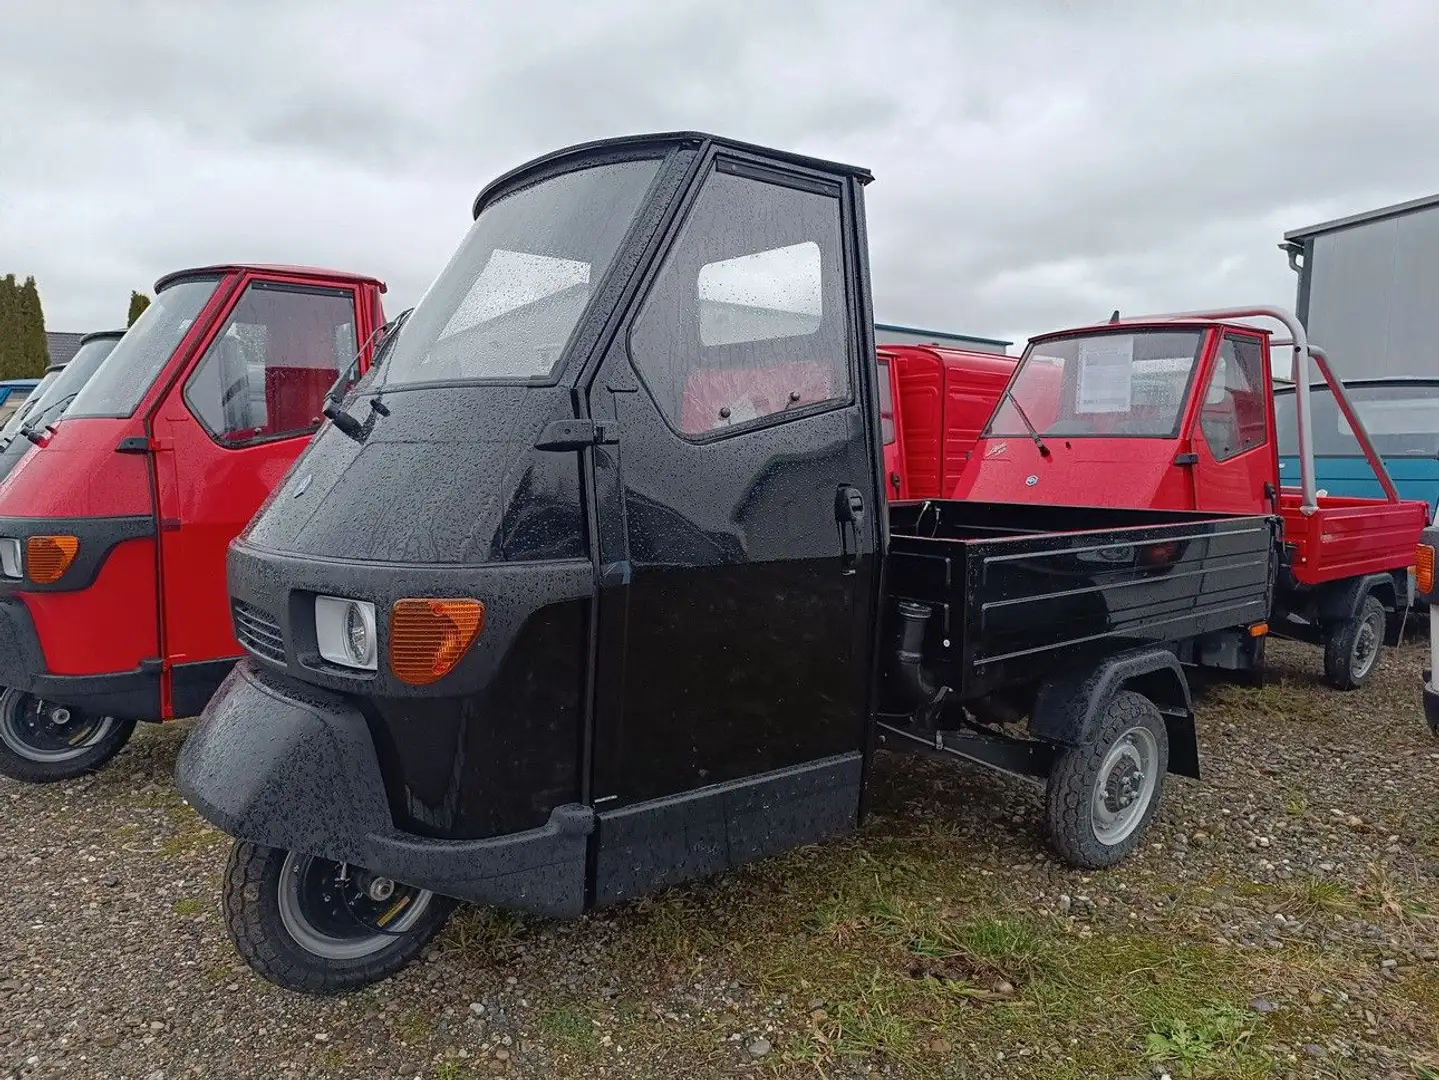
xmin=953 ymin=311 xmax=1428 ymax=689
xmin=0 ymin=264 xmax=387 ymax=781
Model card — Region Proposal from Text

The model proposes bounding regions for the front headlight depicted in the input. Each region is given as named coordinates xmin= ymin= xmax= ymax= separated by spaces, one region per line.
xmin=315 ymin=595 xmax=377 ymax=671
xmin=0 ymin=538 xmax=21 ymax=579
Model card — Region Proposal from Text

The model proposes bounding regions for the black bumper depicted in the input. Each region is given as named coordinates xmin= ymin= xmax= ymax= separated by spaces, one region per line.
xmin=0 ymin=598 xmax=161 ymax=720
xmin=175 ymin=662 xmax=595 ymax=918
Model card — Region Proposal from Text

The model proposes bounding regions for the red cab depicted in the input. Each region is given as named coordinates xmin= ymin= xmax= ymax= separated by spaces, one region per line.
xmin=876 ymin=345 xmax=1015 ymax=500
xmin=0 ymin=264 xmax=386 ymax=781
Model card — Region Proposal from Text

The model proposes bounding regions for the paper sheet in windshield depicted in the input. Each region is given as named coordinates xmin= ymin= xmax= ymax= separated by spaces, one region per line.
xmin=1076 ymin=336 xmax=1134 ymax=413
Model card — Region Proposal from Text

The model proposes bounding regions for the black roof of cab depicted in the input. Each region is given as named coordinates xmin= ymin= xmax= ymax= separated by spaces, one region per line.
xmin=471 ymin=131 xmax=875 ymax=219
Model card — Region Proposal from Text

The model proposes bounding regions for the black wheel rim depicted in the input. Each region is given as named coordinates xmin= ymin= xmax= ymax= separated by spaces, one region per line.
xmin=0 ymin=693 xmax=115 ymax=763
xmin=276 ymin=852 xmax=433 ymax=961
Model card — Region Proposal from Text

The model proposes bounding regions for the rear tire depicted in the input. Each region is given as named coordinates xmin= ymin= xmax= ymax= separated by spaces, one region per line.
xmin=0 ymin=687 xmax=137 ymax=783
xmin=1323 ymin=595 xmax=1386 ymax=690
xmin=1044 ymin=690 xmax=1169 ymax=869
xmin=223 ymin=841 xmax=455 ymax=994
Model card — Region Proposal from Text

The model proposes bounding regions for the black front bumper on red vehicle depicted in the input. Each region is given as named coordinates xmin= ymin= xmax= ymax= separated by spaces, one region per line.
xmin=0 ymin=596 xmax=162 ymax=720
xmin=174 ymin=661 xmax=596 ymax=917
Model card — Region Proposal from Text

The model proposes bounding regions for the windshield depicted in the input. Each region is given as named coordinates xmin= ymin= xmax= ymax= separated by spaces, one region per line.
xmin=379 ymin=158 xmax=661 ymax=388
xmin=0 ymin=373 xmax=59 ymax=440
xmin=14 ymin=336 xmax=122 ymax=435
xmin=67 ymin=277 xmax=221 ymax=419
xmin=1276 ymin=381 xmax=1439 ymax=458
xmin=986 ymin=330 xmax=1205 ymax=439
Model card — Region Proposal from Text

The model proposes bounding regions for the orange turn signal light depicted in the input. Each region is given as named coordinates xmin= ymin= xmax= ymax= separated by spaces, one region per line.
xmin=389 ymin=598 xmax=485 ymax=685
xmin=27 ymin=535 xmax=79 ymax=584
xmin=1417 ymin=544 xmax=1435 ymax=596
xmin=1249 ymin=622 xmax=1269 ymax=637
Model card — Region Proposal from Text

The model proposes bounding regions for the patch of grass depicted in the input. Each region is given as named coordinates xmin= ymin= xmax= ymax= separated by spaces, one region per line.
xmin=1284 ymin=877 xmax=1356 ymax=917
xmin=536 ymin=1006 xmax=600 ymax=1049
xmin=1144 ymin=1004 xmax=1257 ymax=1077
xmin=392 ymin=1008 xmax=433 ymax=1044
xmin=1285 ymin=792 xmax=1308 ymax=817
xmin=438 ymin=906 xmax=530 ymax=962
xmin=171 ymin=897 xmax=206 ymax=918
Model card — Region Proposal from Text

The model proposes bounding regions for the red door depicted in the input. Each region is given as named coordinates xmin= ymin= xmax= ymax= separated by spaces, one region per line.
xmin=877 ymin=355 xmax=907 ymax=499
xmin=149 ymin=274 xmax=368 ymax=716
xmin=1191 ymin=332 xmax=1276 ymax=514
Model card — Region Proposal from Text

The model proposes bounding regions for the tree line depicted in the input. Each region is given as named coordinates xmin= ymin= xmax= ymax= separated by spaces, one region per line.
xmin=0 ymin=277 xmax=153 ymax=381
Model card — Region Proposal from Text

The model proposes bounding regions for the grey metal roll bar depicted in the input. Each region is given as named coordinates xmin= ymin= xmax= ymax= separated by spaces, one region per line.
xmin=1078 ymin=306 xmax=1400 ymax=515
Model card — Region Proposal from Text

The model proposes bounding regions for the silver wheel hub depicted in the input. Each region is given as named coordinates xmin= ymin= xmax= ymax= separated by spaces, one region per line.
xmin=1091 ymin=725 xmax=1159 ymax=846
xmin=1352 ymin=612 xmax=1382 ymax=678
xmin=276 ymin=852 xmax=434 ymax=962
xmin=0 ymin=693 xmax=117 ymax=764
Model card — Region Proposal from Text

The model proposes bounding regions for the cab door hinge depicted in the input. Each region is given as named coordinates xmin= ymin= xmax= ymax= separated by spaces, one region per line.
xmin=534 ymin=419 xmax=619 ymax=451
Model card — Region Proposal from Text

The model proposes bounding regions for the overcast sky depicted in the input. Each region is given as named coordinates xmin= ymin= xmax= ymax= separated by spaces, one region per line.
xmin=3 ymin=0 xmax=1436 ymax=348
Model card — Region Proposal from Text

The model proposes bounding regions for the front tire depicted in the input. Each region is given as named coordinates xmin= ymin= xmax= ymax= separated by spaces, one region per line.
xmin=1044 ymin=690 xmax=1169 ymax=869
xmin=223 ymin=841 xmax=455 ymax=994
xmin=1323 ymin=594 xmax=1386 ymax=690
xmin=0 ymin=687 xmax=137 ymax=783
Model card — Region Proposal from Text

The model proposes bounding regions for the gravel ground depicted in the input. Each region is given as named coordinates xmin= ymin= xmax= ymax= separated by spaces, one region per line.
xmin=2 ymin=636 xmax=1437 ymax=1080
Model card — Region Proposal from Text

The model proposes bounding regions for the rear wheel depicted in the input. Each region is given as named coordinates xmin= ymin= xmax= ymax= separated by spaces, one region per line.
xmin=1323 ymin=595 xmax=1386 ymax=690
xmin=0 ymin=687 xmax=137 ymax=783
xmin=223 ymin=841 xmax=454 ymax=994
xmin=1044 ymin=690 xmax=1169 ymax=869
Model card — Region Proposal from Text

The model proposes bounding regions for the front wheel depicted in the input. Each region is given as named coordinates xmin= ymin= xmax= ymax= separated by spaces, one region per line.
xmin=1044 ymin=690 xmax=1169 ymax=869
xmin=223 ymin=842 xmax=455 ymax=994
xmin=1323 ymin=594 xmax=1386 ymax=690
xmin=0 ymin=687 xmax=137 ymax=783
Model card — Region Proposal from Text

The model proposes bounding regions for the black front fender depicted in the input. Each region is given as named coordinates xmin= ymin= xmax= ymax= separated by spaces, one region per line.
xmin=176 ymin=662 xmax=595 ymax=917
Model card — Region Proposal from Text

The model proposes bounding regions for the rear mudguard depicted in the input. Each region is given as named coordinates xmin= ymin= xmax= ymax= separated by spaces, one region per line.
xmin=1028 ymin=647 xmax=1199 ymax=779
xmin=175 ymin=662 xmax=594 ymax=917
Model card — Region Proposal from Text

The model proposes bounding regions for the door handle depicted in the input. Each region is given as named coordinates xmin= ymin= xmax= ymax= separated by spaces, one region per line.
xmin=835 ymin=485 xmax=866 ymax=575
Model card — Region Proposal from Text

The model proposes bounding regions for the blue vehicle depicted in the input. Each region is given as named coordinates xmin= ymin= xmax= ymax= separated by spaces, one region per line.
xmin=1275 ymin=377 xmax=1439 ymax=516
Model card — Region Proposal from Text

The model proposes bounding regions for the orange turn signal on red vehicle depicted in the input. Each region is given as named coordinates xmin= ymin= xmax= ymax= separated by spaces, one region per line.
xmin=1417 ymin=544 xmax=1435 ymax=596
xmin=389 ymin=598 xmax=485 ymax=685
xmin=26 ymin=535 xmax=79 ymax=584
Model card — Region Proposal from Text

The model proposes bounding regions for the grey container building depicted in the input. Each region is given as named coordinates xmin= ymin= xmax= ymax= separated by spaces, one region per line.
xmin=1281 ymin=193 xmax=1439 ymax=379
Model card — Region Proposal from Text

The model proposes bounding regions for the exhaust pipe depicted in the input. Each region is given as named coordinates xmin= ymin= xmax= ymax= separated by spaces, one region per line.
xmin=891 ymin=600 xmax=942 ymax=713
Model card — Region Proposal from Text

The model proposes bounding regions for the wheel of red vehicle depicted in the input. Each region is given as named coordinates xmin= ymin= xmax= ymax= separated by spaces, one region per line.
xmin=1323 ymin=595 xmax=1386 ymax=691
xmin=1044 ymin=690 xmax=1169 ymax=869
xmin=223 ymin=842 xmax=455 ymax=994
xmin=0 ymin=687 xmax=138 ymax=784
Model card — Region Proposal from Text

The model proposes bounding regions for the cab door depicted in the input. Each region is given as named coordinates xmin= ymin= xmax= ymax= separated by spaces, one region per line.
xmin=586 ymin=154 xmax=882 ymax=903
xmin=877 ymin=353 xmax=907 ymax=499
xmin=1191 ymin=332 xmax=1276 ymax=514
xmin=149 ymin=274 xmax=367 ymax=717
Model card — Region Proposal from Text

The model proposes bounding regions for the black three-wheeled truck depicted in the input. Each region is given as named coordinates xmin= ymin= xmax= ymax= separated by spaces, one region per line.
xmin=176 ymin=132 xmax=1278 ymax=993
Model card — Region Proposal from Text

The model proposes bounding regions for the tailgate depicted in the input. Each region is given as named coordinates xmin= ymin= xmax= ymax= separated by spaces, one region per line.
xmin=1280 ymin=491 xmax=1428 ymax=584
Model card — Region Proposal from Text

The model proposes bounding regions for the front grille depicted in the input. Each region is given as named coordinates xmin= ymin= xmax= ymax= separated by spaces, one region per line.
xmin=232 ymin=600 xmax=285 ymax=664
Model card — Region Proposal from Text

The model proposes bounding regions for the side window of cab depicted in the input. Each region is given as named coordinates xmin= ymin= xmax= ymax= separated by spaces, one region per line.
xmin=629 ymin=161 xmax=851 ymax=437
xmin=186 ymin=281 xmax=358 ymax=446
xmin=1200 ymin=334 xmax=1268 ymax=461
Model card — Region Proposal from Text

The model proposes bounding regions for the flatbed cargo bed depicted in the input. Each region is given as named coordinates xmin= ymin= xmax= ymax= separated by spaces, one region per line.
xmin=886 ymin=500 xmax=1278 ymax=700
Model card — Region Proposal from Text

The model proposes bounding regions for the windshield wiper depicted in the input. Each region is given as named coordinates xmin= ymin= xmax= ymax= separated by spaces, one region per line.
xmin=1001 ymin=392 xmax=1051 ymax=458
xmin=19 ymin=392 xmax=81 ymax=445
xmin=324 ymin=308 xmax=411 ymax=443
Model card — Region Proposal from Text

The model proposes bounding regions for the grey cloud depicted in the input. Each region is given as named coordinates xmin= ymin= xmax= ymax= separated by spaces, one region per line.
xmin=1 ymin=0 xmax=1436 ymax=352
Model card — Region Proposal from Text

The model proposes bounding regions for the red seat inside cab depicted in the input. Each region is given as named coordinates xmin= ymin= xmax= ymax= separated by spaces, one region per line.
xmin=680 ymin=361 xmax=838 ymax=433
xmin=258 ymin=302 xmax=340 ymax=437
